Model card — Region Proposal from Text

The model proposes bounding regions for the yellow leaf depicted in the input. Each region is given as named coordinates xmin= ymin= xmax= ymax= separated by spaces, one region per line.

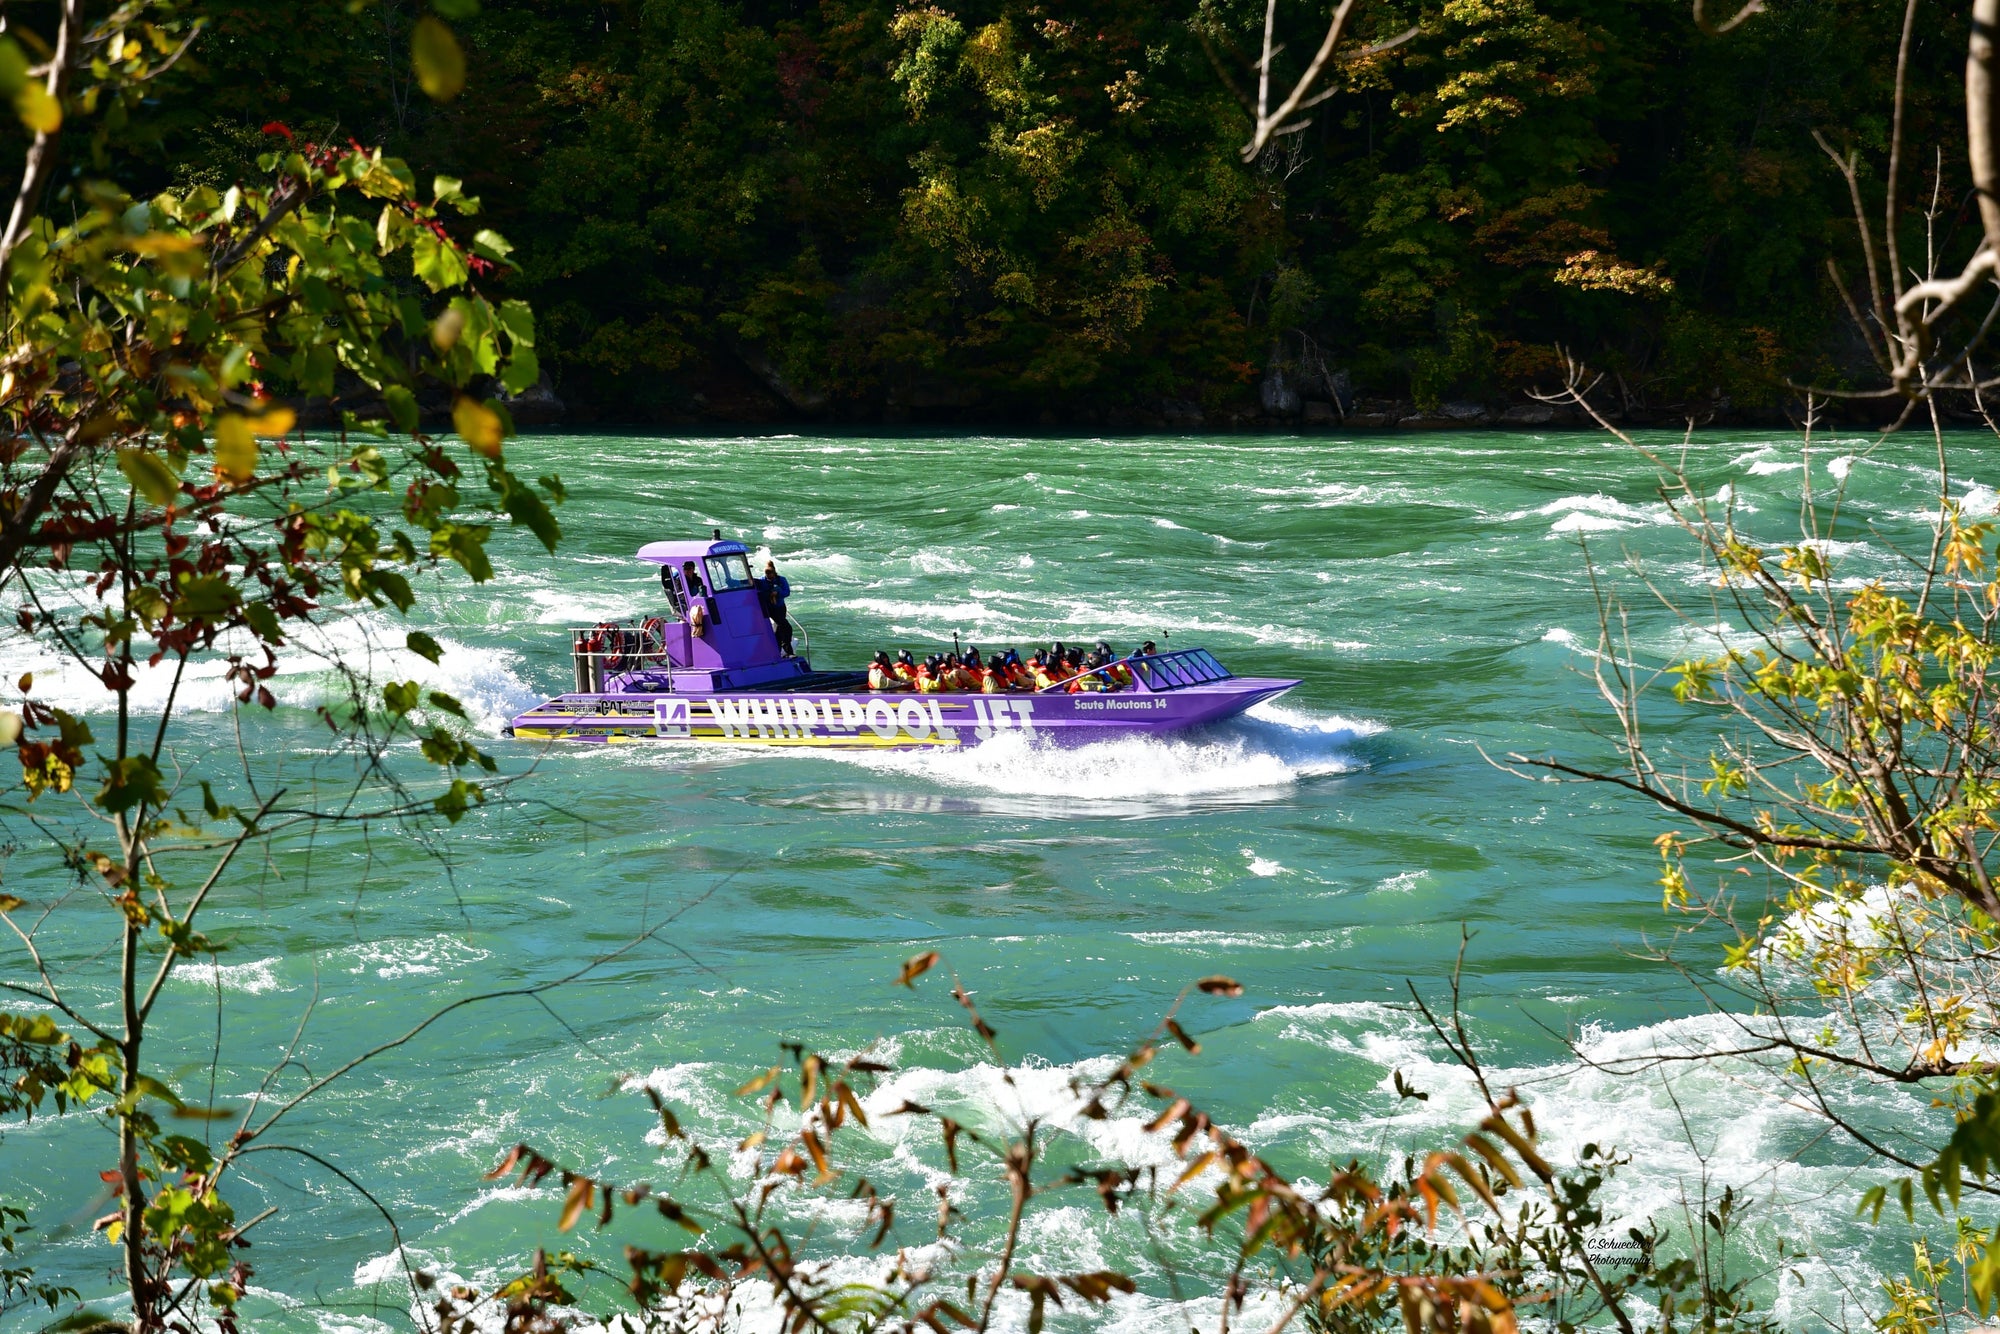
xmin=431 ymin=306 xmax=467 ymax=350
xmin=121 ymin=234 xmax=201 ymax=257
xmin=411 ymin=18 xmax=466 ymax=102
xmin=118 ymin=449 xmax=181 ymax=507
xmin=212 ymin=416 xmax=258 ymax=483
xmin=452 ymin=395 xmax=503 ymax=458
xmin=15 ymin=82 xmax=59 ymax=135
xmin=250 ymin=407 xmax=296 ymax=438
xmin=734 ymin=1067 xmax=780 ymax=1098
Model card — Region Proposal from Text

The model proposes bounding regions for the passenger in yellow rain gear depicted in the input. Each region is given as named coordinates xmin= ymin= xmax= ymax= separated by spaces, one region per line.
xmin=1030 ymin=654 xmax=1059 ymax=692
xmin=982 ymin=653 xmax=1008 ymax=692
xmin=941 ymin=653 xmax=978 ymax=692
xmin=916 ymin=655 xmax=944 ymax=692
xmin=892 ymin=649 xmax=919 ymax=685
xmin=1075 ymin=647 xmax=1117 ymax=692
xmin=869 ymin=651 xmax=909 ymax=691
xmin=1097 ymin=642 xmax=1132 ymax=689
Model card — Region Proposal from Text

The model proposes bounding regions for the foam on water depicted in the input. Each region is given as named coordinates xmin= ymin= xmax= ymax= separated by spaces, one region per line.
xmin=335 ymin=936 xmax=492 ymax=980
xmin=1509 ymin=493 xmax=1672 ymax=537
xmin=171 ymin=956 xmax=291 ymax=994
xmin=1122 ymin=929 xmax=1352 ymax=952
xmin=1241 ymin=848 xmax=1285 ymax=876
xmin=801 ymin=700 xmax=1383 ymax=803
xmin=0 ymin=602 xmax=539 ymax=733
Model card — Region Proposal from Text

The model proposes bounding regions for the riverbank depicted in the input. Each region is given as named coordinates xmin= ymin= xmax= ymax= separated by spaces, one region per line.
xmin=539 ymin=366 xmax=1932 ymax=434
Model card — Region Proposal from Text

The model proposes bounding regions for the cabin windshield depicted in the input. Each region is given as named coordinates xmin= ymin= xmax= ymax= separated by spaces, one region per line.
xmin=705 ymin=553 xmax=755 ymax=591
xmin=1131 ymin=649 xmax=1232 ymax=691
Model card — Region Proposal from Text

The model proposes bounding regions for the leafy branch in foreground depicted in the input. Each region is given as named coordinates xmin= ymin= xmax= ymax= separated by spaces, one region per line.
xmin=468 ymin=948 xmax=1775 ymax=1334
xmin=1497 ymin=357 xmax=2000 ymax=1323
xmin=1489 ymin=3 xmax=2000 ymax=1315
xmin=0 ymin=3 xmax=566 ymax=1330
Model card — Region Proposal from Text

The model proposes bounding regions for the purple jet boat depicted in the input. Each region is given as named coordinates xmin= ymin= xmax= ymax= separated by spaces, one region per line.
xmin=507 ymin=538 xmax=1299 ymax=748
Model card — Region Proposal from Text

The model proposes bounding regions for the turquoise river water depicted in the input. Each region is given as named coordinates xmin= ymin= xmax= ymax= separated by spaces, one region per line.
xmin=0 ymin=429 xmax=1985 ymax=1332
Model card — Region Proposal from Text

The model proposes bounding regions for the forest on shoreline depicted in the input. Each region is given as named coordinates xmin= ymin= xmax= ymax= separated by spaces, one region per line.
xmin=23 ymin=0 xmax=1971 ymax=429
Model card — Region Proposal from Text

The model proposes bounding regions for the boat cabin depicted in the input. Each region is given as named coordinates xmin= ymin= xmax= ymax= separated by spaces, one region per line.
xmin=573 ymin=539 xmax=815 ymax=694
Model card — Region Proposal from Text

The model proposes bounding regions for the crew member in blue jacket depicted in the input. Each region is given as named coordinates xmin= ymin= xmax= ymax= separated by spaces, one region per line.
xmin=759 ymin=559 xmax=794 ymax=656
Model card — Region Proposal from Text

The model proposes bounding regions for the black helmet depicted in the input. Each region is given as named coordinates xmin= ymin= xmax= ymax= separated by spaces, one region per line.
xmin=988 ymin=652 xmax=1007 ymax=671
xmin=873 ymin=650 xmax=891 ymax=666
xmin=1095 ymin=641 xmax=1113 ymax=656
xmin=1139 ymin=640 xmax=1157 ymax=655
xmin=896 ymin=648 xmax=914 ymax=665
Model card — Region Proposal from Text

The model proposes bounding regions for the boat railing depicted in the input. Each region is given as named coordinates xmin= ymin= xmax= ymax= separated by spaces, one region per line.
xmin=569 ymin=624 xmax=675 ymax=693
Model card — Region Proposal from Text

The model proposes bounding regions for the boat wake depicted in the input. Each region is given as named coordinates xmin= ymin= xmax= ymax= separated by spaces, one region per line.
xmin=693 ymin=699 xmax=1387 ymax=808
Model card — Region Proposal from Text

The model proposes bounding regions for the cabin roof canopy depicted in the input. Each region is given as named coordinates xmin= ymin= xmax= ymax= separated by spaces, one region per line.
xmin=636 ymin=540 xmax=750 ymax=565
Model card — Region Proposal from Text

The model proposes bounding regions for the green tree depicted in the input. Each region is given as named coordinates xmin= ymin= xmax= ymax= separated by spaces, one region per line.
xmin=0 ymin=2 xmax=562 ymax=1328
xmin=85 ymin=0 xmax=1969 ymax=422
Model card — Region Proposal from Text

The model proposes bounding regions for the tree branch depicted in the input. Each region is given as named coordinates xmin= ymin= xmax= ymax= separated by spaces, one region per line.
xmin=0 ymin=0 xmax=83 ymax=271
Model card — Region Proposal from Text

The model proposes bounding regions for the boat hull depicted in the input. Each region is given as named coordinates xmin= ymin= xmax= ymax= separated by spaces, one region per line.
xmin=508 ymin=677 xmax=1297 ymax=748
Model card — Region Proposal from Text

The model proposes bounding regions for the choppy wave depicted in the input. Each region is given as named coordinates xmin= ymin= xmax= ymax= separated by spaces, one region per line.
xmin=1509 ymin=492 xmax=1673 ymax=537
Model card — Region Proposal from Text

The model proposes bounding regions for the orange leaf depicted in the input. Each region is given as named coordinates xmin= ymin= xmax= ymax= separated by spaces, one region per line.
xmin=897 ymin=950 xmax=940 ymax=987
xmin=734 ymin=1066 xmax=780 ymax=1098
xmin=557 ymin=1177 xmax=591 ymax=1232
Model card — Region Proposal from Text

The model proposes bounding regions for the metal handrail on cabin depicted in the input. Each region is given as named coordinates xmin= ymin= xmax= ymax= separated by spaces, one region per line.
xmin=569 ymin=624 xmax=675 ymax=694
xmin=566 ymin=611 xmax=807 ymax=694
